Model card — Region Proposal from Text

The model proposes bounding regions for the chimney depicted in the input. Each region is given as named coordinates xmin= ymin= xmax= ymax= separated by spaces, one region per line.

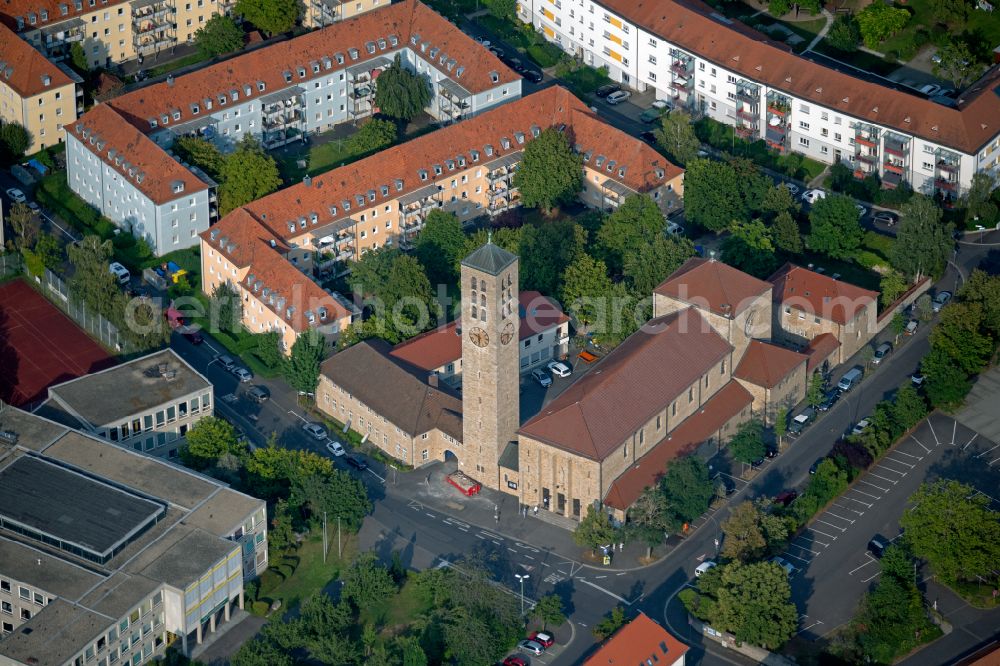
xmin=166 ymin=75 xmax=174 ymax=87
xmin=428 ymin=372 xmax=439 ymax=388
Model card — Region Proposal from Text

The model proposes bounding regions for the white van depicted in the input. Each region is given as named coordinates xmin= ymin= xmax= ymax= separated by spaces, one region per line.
xmin=108 ymin=262 xmax=130 ymax=285
xmin=838 ymin=366 xmax=864 ymax=392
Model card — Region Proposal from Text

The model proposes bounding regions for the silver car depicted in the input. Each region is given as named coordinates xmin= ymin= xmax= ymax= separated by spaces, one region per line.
xmin=531 ymin=368 xmax=552 ymax=388
xmin=302 ymin=423 xmax=328 ymax=440
xmin=932 ymin=291 xmax=952 ymax=313
xmin=232 ymin=367 xmax=253 ymax=382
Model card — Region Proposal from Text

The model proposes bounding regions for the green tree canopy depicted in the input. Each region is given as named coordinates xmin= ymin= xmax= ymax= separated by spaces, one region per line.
xmin=933 ymin=39 xmax=980 ymax=87
xmin=958 ymin=270 xmax=1000 ymax=337
xmin=683 ymin=158 xmax=744 ymax=232
xmin=962 ymin=172 xmax=998 ymax=229
xmin=728 ymin=418 xmax=766 ymax=464
xmin=234 ymin=0 xmax=298 ymax=35
xmin=574 ymin=505 xmax=618 ymax=551
xmin=374 ymin=55 xmax=432 ymax=121
xmin=194 ymin=14 xmax=244 ymax=58
xmin=218 ymin=136 xmax=282 ymax=215
xmin=596 ymin=194 xmax=667 ymax=273
xmin=623 ymin=235 xmax=696 ymax=299
xmin=561 ymin=254 xmax=614 ymax=329
xmin=484 ymin=0 xmax=516 ymax=20
xmin=172 ymin=136 xmax=225 ymax=180
xmin=348 ymin=117 xmax=398 ymax=154
xmin=759 ymin=184 xmax=801 ymax=220
xmin=210 ymin=280 xmax=243 ymax=334
xmin=415 ymin=209 xmax=466 ymax=287
xmin=890 ymin=194 xmax=954 ymax=280
xmin=720 ymin=500 xmax=788 ymax=561
xmin=289 ymin=469 xmax=371 ymax=529
xmin=921 ymin=347 xmax=972 ymax=409
xmin=532 ymin=594 xmax=566 ymax=630
xmin=656 ymin=110 xmax=700 ymax=165
xmin=721 ymin=219 xmax=779 ymax=278
xmin=181 ymin=416 xmax=240 ymax=469
xmin=929 ymin=302 xmax=994 ymax=375
xmin=771 ymin=211 xmax=803 ymax=255
xmin=807 ymin=369 xmax=825 ymax=406
xmin=807 ymin=194 xmax=864 ymax=259
xmin=0 ymin=122 xmax=32 ymax=163
xmin=856 ymin=3 xmax=911 ymax=48
xmin=350 ymin=248 xmax=435 ymax=331
xmin=880 ymin=270 xmax=908 ymax=308
xmin=69 ymin=42 xmax=90 ymax=73
xmin=628 ymin=486 xmax=679 ymax=557
xmin=661 ymin=456 xmax=714 ymax=523
xmin=342 ymin=552 xmax=397 ymax=608
xmin=518 ymin=219 xmax=587 ymax=295
xmin=826 ymin=14 xmax=861 ymax=52
xmin=514 ymin=127 xmax=583 ymax=213
xmin=67 ymin=235 xmax=119 ymax=318
xmin=713 ymin=561 xmax=798 ymax=649
xmin=285 ymin=329 xmax=326 ymax=394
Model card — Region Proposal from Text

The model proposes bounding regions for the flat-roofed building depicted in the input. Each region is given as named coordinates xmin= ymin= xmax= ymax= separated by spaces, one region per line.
xmin=0 ymin=404 xmax=267 ymax=662
xmin=39 ymin=349 xmax=213 ymax=460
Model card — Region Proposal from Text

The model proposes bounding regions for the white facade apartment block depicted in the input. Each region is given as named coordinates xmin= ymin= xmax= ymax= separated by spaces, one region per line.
xmin=520 ymin=0 xmax=1000 ymax=196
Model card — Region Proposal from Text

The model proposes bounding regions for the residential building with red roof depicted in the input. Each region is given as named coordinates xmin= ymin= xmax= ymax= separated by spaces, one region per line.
xmin=733 ymin=339 xmax=808 ymax=425
xmin=519 ymin=0 xmax=1000 ymax=200
xmin=388 ymin=290 xmax=570 ymax=386
xmin=582 ymin=612 xmax=688 ymax=666
xmin=769 ymin=263 xmax=878 ymax=366
xmin=0 ymin=21 xmax=81 ymax=153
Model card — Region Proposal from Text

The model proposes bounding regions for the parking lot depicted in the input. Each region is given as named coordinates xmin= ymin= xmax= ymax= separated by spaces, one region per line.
xmin=787 ymin=412 xmax=1000 ymax=638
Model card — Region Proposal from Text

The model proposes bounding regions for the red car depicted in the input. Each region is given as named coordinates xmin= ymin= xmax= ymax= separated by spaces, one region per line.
xmin=502 ymin=657 xmax=527 ymax=666
xmin=529 ymin=631 xmax=555 ymax=648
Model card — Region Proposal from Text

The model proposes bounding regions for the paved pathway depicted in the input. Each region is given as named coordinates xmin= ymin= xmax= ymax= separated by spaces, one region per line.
xmin=805 ymin=9 xmax=834 ymax=52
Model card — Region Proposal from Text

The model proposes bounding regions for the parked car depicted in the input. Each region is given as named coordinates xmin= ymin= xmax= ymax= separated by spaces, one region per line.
xmin=182 ymin=330 xmax=204 ymax=345
xmin=302 ymin=422 xmax=328 ymax=440
xmin=905 ymin=319 xmax=918 ymax=335
xmin=595 ymin=84 xmax=621 ymax=98
xmin=872 ymin=341 xmax=893 ymax=365
xmin=345 ymin=454 xmax=369 ymax=471
xmin=911 ymin=372 xmax=925 ymax=386
xmin=770 ymin=555 xmax=795 ymax=576
xmin=851 ymin=418 xmax=871 ymax=436
xmin=801 ymin=188 xmax=827 ymax=204
xmin=476 ymin=37 xmax=490 ymax=47
xmin=666 ymin=221 xmax=684 ymax=236
xmin=867 ymin=537 xmax=888 ymax=558
xmin=856 ymin=204 xmax=868 ymax=218
xmin=232 ymin=367 xmax=253 ymax=382
xmin=108 ymin=261 xmax=131 ymax=285
xmin=788 ymin=407 xmax=816 ymax=436
xmin=817 ymin=389 xmax=841 ymax=412
xmin=873 ymin=211 xmax=899 ymax=226
xmin=606 ymin=90 xmax=631 ymax=105
xmin=246 ymin=385 xmax=269 ymax=403
xmin=547 ymin=360 xmax=572 ymax=378
xmin=639 ymin=130 xmax=658 ymax=143
xmin=809 ymin=458 xmax=825 ymax=475
xmin=838 ymin=366 xmax=864 ymax=392
xmin=932 ymin=290 xmax=952 ymax=312
xmin=4 ymin=187 xmax=26 ymax=203
xmin=216 ymin=355 xmax=237 ymax=372
xmin=765 ymin=443 xmax=779 ymax=459
xmin=775 ymin=490 xmax=798 ymax=506
xmin=522 ymin=69 xmax=543 ymax=83
xmin=502 ymin=657 xmax=527 ymax=666
xmin=652 ymin=98 xmax=674 ymax=110
xmin=640 ymin=107 xmax=666 ymax=123
xmin=529 ymin=631 xmax=555 ymax=648
xmin=531 ymin=368 xmax=552 ymax=388
xmin=695 ymin=561 xmax=717 ymax=577
xmin=919 ymin=83 xmax=942 ymax=96
xmin=26 ymin=201 xmax=40 ymax=213
xmin=782 ymin=182 xmax=800 ymax=196
xmin=326 ymin=441 xmax=346 ymax=457
xmin=517 ymin=640 xmax=545 ymax=656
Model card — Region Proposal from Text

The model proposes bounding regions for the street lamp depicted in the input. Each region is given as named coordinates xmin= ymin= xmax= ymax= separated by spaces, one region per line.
xmin=515 ymin=573 xmax=529 ymax=615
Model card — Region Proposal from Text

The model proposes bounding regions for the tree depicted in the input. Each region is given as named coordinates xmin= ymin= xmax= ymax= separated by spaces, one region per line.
xmin=826 ymin=14 xmax=861 ymax=52
xmin=713 ymin=561 xmax=798 ymax=649
xmin=8 ymin=202 xmax=36 ymax=250
xmin=351 ymin=248 xmax=435 ymax=330
xmin=230 ymin=640 xmax=294 ymax=666
xmin=218 ymin=136 xmax=282 ymax=215
xmin=514 ymin=127 xmax=583 ymax=214
xmin=774 ymin=407 xmax=788 ymax=444
xmin=532 ymin=594 xmax=566 ymax=630
xmin=768 ymin=0 xmax=791 ymax=17
xmin=0 ymin=122 xmax=32 ymax=163
xmin=628 ymin=486 xmax=678 ymax=557
xmin=728 ymin=419 xmax=766 ymax=465
xmin=194 ymin=14 xmax=244 ymax=58
xmin=285 ymin=329 xmax=326 ymax=394
xmin=592 ymin=606 xmax=627 ymax=640
xmin=254 ymin=331 xmax=284 ymax=370
xmin=721 ymin=219 xmax=779 ymax=278
xmin=759 ymin=184 xmax=801 ymax=221
xmin=933 ymin=39 xmax=980 ymax=87
xmin=807 ymin=370 xmax=825 ymax=406
xmin=921 ymin=348 xmax=972 ymax=409
xmin=596 ymin=194 xmax=666 ymax=273
xmin=484 ymin=0 xmax=516 ymax=20
xmin=69 ymin=42 xmax=90 ymax=73
xmin=656 ymin=110 xmax=700 ymax=165
xmin=890 ymin=194 xmax=954 ymax=280
xmin=662 ymin=456 xmax=714 ymax=523
xmin=172 ymin=136 xmax=225 ymax=180
xmin=958 ymin=270 xmax=1000 ymax=337
xmin=32 ymin=233 xmax=62 ymax=271
xmin=234 ymin=0 xmax=298 ymax=36
xmin=561 ymin=254 xmax=614 ymax=329
xmin=771 ymin=211 xmax=803 ymax=255
xmin=341 ymin=552 xmax=397 ymax=607
xmin=290 ymin=469 xmax=371 ymax=529
xmin=855 ymin=3 xmax=911 ymax=49
xmin=807 ymin=194 xmax=864 ymax=259
xmin=518 ymin=219 xmax=587 ymax=295
xmin=880 ymin=270 xmax=908 ymax=308
xmin=721 ymin=500 xmax=788 ymax=561
xmin=930 ymin=302 xmax=994 ymax=375
xmin=415 ymin=209 xmax=466 ymax=286
xmin=623 ymin=235 xmax=696 ymax=298
xmin=348 ymin=117 xmax=397 ymax=154
xmin=683 ymin=158 xmax=744 ymax=232
xmin=374 ymin=55 xmax=432 ymax=121
xmin=900 ymin=480 xmax=1000 ymax=583
xmin=210 ymin=280 xmax=243 ymax=334
xmin=180 ymin=416 xmax=239 ymax=469
xmin=928 ymin=0 xmax=967 ymax=26
xmin=67 ymin=235 xmax=119 ymax=318
xmin=573 ymin=505 xmax=617 ymax=552
xmin=962 ymin=172 xmax=998 ymax=229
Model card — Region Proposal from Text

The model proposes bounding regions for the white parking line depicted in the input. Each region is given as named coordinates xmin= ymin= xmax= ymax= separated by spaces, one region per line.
xmin=962 ymin=433 xmax=978 ymax=451
xmin=989 ymin=457 xmax=1000 ymax=467
xmin=367 ymin=468 xmax=385 ymax=482
xmin=892 ymin=449 xmax=923 ymax=460
xmin=788 ymin=542 xmax=821 ymax=556
xmin=875 ymin=464 xmax=908 ymax=476
xmin=782 ymin=551 xmax=812 ymax=564
xmin=928 ymin=420 xmax=940 ymax=446
xmin=840 ymin=495 xmax=874 ymax=507
xmin=809 ymin=527 xmax=839 ymax=540
xmin=975 ymin=443 xmax=1000 ymax=458
xmin=857 ymin=480 xmax=890 ymax=493
xmin=849 ymin=488 xmax=882 ymax=500
xmin=833 ymin=502 xmax=865 ymax=516
xmin=951 ymin=420 xmax=957 ymax=446
xmin=867 ymin=472 xmax=899 ymax=484
xmin=823 ymin=511 xmax=856 ymax=523
xmin=288 ymin=410 xmax=309 ymax=423
xmin=862 ymin=570 xmax=882 ymax=583
xmin=849 ymin=557 xmax=877 ymax=575
xmin=814 ymin=519 xmax=847 ymax=532
xmin=911 ymin=436 xmax=931 ymax=453
xmin=882 ymin=455 xmax=916 ymax=468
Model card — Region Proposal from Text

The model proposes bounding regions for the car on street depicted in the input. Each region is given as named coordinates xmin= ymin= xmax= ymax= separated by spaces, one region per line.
xmin=517 ymin=640 xmax=545 ymax=656
xmin=872 ymin=341 xmax=892 ymax=365
xmin=788 ymin=406 xmax=816 ymax=436
xmin=595 ymin=84 xmax=621 ymax=98
xmin=639 ymin=130 xmax=657 ymax=143
xmin=838 ymin=366 xmax=864 ymax=392
xmin=108 ymin=261 xmax=131 ymax=285
xmin=905 ymin=319 xmax=918 ymax=335
xmin=666 ymin=221 xmax=684 ymax=236
xmin=868 ymin=537 xmax=888 ymax=558
xmin=775 ymin=490 xmax=798 ymax=506
xmin=5 ymin=187 xmax=26 ymax=203
xmin=873 ymin=211 xmax=899 ymax=226
xmin=547 ymin=360 xmax=572 ymax=378
xmin=932 ymin=290 xmax=952 ymax=312
xmin=531 ymin=368 xmax=552 ymax=388
xmin=809 ymin=457 xmax=825 ymax=474
xmin=326 ymin=441 xmax=346 ymax=457
xmin=606 ymin=90 xmax=631 ymax=105
xmin=246 ymin=385 xmax=269 ymax=403
xmin=652 ymin=99 xmax=673 ymax=110
xmin=911 ymin=372 xmax=925 ymax=386
xmin=640 ymin=107 xmax=665 ymax=123
xmin=182 ymin=330 xmax=204 ymax=345
xmin=919 ymin=83 xmax=942 ymax=96
xmin=232 ymin=367 xmax=253 ymax=382
xmin=751 ymin=454 xmax=766 ymax=468
xmin=216 ymin=354 xmax=237 ymax=371
xmin=345 ymin=454 xmax=369 ymax=471
xmin=26 ymin=201 xmax=40 ymax=213
xmin=782 ymin=182 xmax=800 ymax=196
xmin=502 ymin=657 xmax=527 ymax=666
xmin=801 ymin=188 xmax=827 ymax=204
xmin=817 ymin=389 xmax=841 ymax=412
xmin=856 ymin=204 xmax=868 ymax=218
xmin=302 ymin=423 xmax=328 ymax=440
xmin=695 ymin=561 xmax=717 ymax=577
xmin=851 ymin=418 xmax=871 ymax=436
xmin=522 ymin=69 xmax=543 ymax=83
xmin=770 ymin=555 xmax=795 ymax=576
xmin=529 ymin=631 xmax=555 ymax=648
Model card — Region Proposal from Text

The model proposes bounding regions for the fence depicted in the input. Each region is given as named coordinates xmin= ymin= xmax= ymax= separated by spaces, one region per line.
xmin=0 ymin=253 xmax=22 ymax=280
xmin=29 ymin=267 xmax=129 ymax=353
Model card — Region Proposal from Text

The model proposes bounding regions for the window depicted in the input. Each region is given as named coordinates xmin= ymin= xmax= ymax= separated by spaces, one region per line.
xmin=799 ymin=121 xmax=810 ymax=131
xmin=799 ymin=137 xmax=810 ymax=147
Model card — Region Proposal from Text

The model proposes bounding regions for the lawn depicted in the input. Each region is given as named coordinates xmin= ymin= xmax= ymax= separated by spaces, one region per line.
xmin=800 ymin=251 xmax=882 ymax=291
xmin=554 ymin=62 xmax=615 ymax=100
xmin=253 ymin=533 xmax=357 ymax=616
xmin=361 ymin=578 xmax=435 ymax=629
xmin=146 ymin=51 xmax=212 ymax=79
xmin=277 ymin=137 xmax=366 ymax=182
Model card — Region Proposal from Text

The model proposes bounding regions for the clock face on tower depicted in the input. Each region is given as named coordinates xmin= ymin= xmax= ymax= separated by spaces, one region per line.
xmin=500 ymin=321 xmax=515 ymax=345
xmin=468 ymin=327 xmax=490 ymax=347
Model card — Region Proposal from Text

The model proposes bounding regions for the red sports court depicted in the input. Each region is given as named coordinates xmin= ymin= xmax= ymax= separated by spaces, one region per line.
xmin=0 ymin=280 xmax=115 ymax=408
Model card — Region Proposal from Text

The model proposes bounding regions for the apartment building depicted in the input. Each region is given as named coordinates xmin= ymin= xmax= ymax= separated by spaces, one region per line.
xmin=303 ymin=0 xmax=390 ymax=28
xmin=519 ymin=0 xmax=1000 ymax=199
xmin=37 ymin=349 xmax=213 ymax=459
xmin=0 ymin=22 xmax=81 ymax=154
xmin=65 ymin=103 xmax=217 ymax=254
xmin=0 ymin=404 xmax=267 ymax=662
xmin=388 ymin=290 xmax=571 ymax=387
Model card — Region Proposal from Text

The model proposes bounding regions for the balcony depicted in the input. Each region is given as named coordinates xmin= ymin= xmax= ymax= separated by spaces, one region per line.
xmin=735 ymin=125 xmax=756 ymax=140
xmin=884 ymin=135 xmax=909 ymax=158
xmin=670 ymin=61 xmax=692 ymax=77
xmin=350 ymin=86 xmax=373 ymax=100
xmin=935 ymin=159 xmax=959 ymax=174
xmin=735 ymin=80 xmax=760 ymax=105
xmin=766 ymin=101 xmax=790 ymax=116
xmin=736 ymin=106 xmax=758 ymax=122
xmin=855 ymin=151 xmax=878 ymax=165
xmin=882 ymin=170 xmax=903 ymax=189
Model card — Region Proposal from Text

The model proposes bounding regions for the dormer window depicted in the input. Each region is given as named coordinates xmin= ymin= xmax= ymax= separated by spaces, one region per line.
xmin=395 ymin=179 xmax=403 ymax=191
xmin=515 ymin=132 xmax=524 ymax=144
xmin=368 ymin=190 xmax=376 ymax=202
xmin=355 ymin=194 xmax=365 ymax=206
xmin=243 ymin=84 xmax=252 ymax=96
xmin=40 ymin=9 xmax=48 ymax=21
xmin=204 ymin=99 xmax=212 ymax=110
xmin=433 ymin=164 xmax=442 ymax=175
xmin=348 ymin=48 xmax=358 ymax=60
xmin=161 ymin=114 xmax=169 ymax=125
xmin=148 ymin=118 xmax=158 ymax=128
xmin=419 ymin=169 xmax=428 ymax=181
xmin=59 ymin=4 xmax=68 ymax=15
xmin=172 ymin=110 xmax=181 ymax=121
xmin=329 ymin=205 xmax=338 ymax=215
xmin=470 ymin=150 xmax=479 ymax=162
xmin=457 ymin=156 xmax=466 ymax=167
xmin=490 ymin=71 xmax=499 ymax=83
xmin=501 ymin=138 xmax=510 ymax=150
xmin=190 ymin=103 xmax=200 ymax=114
xmin=531 ymin=125 xmax=541 ymax=137
xmin=322 ymin=56 xmax=331 ymax=69
xmin=595 ymin=155 xmax=605 ymax=167
xmin=312 ymin=62 xmax=320 ymax=73
xmin=446 ymin=160 xmax=455 ymax=171
xmin=377 ymin=38 xmax=386 ymax=49
xmin=297 ymin=67 xmax=306 ymax=78
xmin=310 ymin=213 xmax=318 ymax=224
xmin=299 ymin=218 xmax=307 ymax=229
xmin=456 ymin=66 xmax=465 ymax=78
xmin=230 ymin=89 xmax=239 ymax=101
xmin=288 ymin=222 xmax=296 ymax=233
xmin=335 ymin=52 xmax=344 ymax=64
xmin=380 ymin=185 xmax=389 ymax=196
xmin=366 ymin=42 xmax=376 ymax=54
xmin=389 ymin=35 xmax=398 ymax=47
xmin=343 ymin=200 xmax=351 ymax=211
xmin=218 ymin=93 xmax=227 ymax=105
xmin=485 ymin=145 xmax=494 ymax=156
xmin=429 ymin=47 xmax=439 ymax=59
xmin=606 ymin=161 xmax=615 ymax=173
xmin=618 ymin=167 xmax=626 ymax=178
xmin=257 ymin=81 xmax=266 ymax=91
xmin=410 ymin=34 xmax=419 ymax=45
